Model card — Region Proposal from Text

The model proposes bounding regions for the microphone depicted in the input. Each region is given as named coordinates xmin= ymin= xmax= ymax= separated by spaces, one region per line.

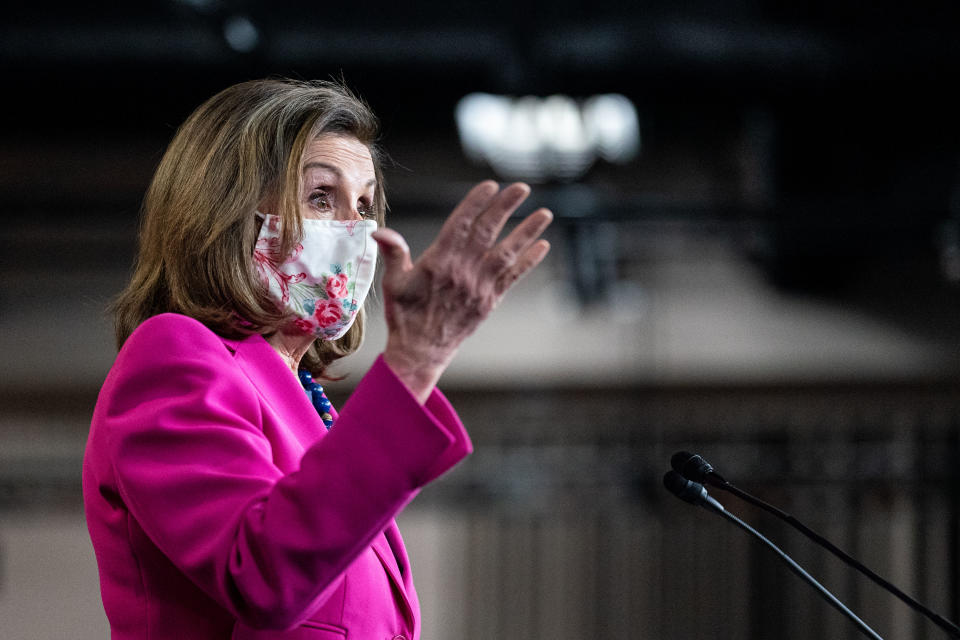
xmin=663 ymin=470 xmax=884 ymax=640
xmin=670 ymin=450 xmax=726 ymax=485
xmin=670 ymin=452 xmax=960 ymax=639
xmin=662 ymin=468 xmax=724 ymax=513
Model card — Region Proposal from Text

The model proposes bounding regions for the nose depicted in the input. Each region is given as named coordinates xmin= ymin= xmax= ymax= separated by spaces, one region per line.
xmin=336 ymin=200 xmax=364 ymax=222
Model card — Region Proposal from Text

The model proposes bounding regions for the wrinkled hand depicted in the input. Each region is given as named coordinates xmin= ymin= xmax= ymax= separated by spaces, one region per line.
xmin=372 ymin=181 xmax=552 ymax=402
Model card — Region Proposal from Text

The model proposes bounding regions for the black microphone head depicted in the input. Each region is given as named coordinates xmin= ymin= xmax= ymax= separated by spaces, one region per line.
xmin=671 ymin=451 xmax=716 ymax=483
xmin=663 ymin=470 xmax=708 ymax=505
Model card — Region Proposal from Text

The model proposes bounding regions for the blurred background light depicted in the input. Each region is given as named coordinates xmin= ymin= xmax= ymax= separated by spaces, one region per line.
xmin=583 ymin=93 xmax=641 ymax=164
xmin=222 ymin=15 xmax=259 ymax=53
xmin=455 ymin=92 xmax=640 ymax=182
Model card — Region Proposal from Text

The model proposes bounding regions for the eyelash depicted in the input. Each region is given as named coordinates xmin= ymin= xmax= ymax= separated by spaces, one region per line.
xmin=308 ymin=189 xmax=375 ymax=218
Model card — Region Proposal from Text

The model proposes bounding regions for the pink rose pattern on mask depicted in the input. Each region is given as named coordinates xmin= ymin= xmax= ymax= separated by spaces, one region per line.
xmin=291 ymin=318 xmax=314 ymax=334
xmin=325 ymin=273 xmax=349 ymax=299
xmin=313 ymin=298 xmax=344 ymax=328
xmin=282 ymin=263 xmax=361 ymax=338
xmin=255 ymin=249 xmax=361 ymax=339
xmin=253 ymin=238 xmax=305 ymax=307
xmin=254 ymin=218 xmax=371 ymax=339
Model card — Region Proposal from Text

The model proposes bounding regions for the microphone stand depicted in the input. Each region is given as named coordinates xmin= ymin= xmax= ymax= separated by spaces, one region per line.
xmin=710 ymin=475 xmax=960 ymax=639
xmin=716 ymin=507 xmax=884 ymax=640
xmin=664 ymin=471 xmax=885 ymax=640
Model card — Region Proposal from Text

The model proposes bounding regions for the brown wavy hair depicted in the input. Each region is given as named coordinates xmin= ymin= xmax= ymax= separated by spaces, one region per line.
xmin=112 ymin=78 xmax=386 ymax=376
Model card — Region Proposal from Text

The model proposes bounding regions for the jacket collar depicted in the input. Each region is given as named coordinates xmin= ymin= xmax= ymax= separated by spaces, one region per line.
xmin=224 ymin=332 xmax=327 ymax=436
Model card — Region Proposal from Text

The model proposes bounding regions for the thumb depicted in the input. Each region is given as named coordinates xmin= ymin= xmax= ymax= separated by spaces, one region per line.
xmin=372 ymin=228 xmax=413 ymax=289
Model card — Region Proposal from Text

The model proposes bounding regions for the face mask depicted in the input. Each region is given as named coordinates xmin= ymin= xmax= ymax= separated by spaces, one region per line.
xmin=254 ymin=213 xmax=378 ymax=340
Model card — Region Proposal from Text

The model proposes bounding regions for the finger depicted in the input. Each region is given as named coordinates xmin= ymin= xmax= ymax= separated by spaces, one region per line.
xmin=494 ymin=239 xmax=551 ymax=297
xmin=430 ymin=180 xmax=500 ymax=255
xmin=372 ymin=227 xmax=413 ymax=291
xmin=465 ymin=182 xmax=532 ymax=254
xmin=481 ymin=208 xmax=553 ymax=277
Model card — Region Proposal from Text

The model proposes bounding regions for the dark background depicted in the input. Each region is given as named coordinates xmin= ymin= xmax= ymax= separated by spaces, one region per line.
xmin=6 ymin=1 xmax=960 ymax=319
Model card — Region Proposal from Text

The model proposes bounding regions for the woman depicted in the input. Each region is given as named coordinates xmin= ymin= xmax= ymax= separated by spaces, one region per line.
xmin=82 ymin=78 xmax=552 ymax=639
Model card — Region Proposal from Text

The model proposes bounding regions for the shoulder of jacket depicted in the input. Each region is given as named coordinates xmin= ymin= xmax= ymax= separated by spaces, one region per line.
xmin=123 ymin=313 xmax=232 ymax=359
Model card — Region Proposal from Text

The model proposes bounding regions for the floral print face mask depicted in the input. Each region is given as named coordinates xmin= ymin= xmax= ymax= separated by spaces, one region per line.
xmin=254 ymin=213 xmax=378 ymax=340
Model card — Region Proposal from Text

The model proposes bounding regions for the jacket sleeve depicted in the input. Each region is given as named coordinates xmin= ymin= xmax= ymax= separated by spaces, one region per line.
xmin=99 ymin=314 xmax=471 ymax=630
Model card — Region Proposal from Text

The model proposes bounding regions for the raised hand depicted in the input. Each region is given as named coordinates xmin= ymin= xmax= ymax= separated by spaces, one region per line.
xmin=372 ymin=181 xmax=553 ymax=402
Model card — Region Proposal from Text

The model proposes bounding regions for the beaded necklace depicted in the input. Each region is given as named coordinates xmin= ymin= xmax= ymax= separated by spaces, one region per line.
xmin=297 ymin=370 xmax=335 ymax=429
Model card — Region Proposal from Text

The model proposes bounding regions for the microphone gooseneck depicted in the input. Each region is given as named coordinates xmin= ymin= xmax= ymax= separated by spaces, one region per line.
xmin=663 ymin=469 xmax=885 ymax=640
xmin=670 ymin=451 xmax=960 ymax=639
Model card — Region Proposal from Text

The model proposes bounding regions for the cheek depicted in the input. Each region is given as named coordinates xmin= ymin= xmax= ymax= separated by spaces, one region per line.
xmin=301 ymin=205 xmax=335 ymax=221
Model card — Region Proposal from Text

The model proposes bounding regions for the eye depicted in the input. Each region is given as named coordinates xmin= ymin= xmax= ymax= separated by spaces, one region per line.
xmin=358 ymin=199 xmax=376 ymax=219
xmin=308 ymin=189 xmax=332 ymax=209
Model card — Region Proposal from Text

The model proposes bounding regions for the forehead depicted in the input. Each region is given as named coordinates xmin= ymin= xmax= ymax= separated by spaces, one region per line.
xmin=302 ymin=134 xmax=375 ymax=179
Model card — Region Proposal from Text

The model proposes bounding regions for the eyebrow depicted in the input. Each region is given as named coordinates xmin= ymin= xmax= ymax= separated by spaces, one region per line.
xmin=303 ymin=162 xmax=376 ymax=188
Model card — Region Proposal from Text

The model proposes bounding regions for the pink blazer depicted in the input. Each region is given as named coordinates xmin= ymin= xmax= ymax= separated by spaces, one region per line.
xmin=83 ymin=313 xmax=472 ymax=640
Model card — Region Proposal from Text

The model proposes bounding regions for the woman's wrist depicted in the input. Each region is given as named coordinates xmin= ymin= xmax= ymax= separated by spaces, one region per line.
xmin=381 ymin=346 xmax=444 ymax=405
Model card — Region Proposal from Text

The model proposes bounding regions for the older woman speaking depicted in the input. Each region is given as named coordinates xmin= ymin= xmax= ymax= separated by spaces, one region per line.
xmin=82 ymin=78 xmax=552 ymax=640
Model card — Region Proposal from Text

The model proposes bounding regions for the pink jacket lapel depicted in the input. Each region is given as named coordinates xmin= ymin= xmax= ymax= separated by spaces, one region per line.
xmin=371 ymin=530 xmax=417 ymax=630
xmin=226 ymin=333 xmax=329 ymax=437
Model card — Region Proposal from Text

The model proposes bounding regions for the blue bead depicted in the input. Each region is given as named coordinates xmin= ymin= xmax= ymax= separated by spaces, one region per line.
xmin=298 ymin=370 xmax=335 ymax=429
